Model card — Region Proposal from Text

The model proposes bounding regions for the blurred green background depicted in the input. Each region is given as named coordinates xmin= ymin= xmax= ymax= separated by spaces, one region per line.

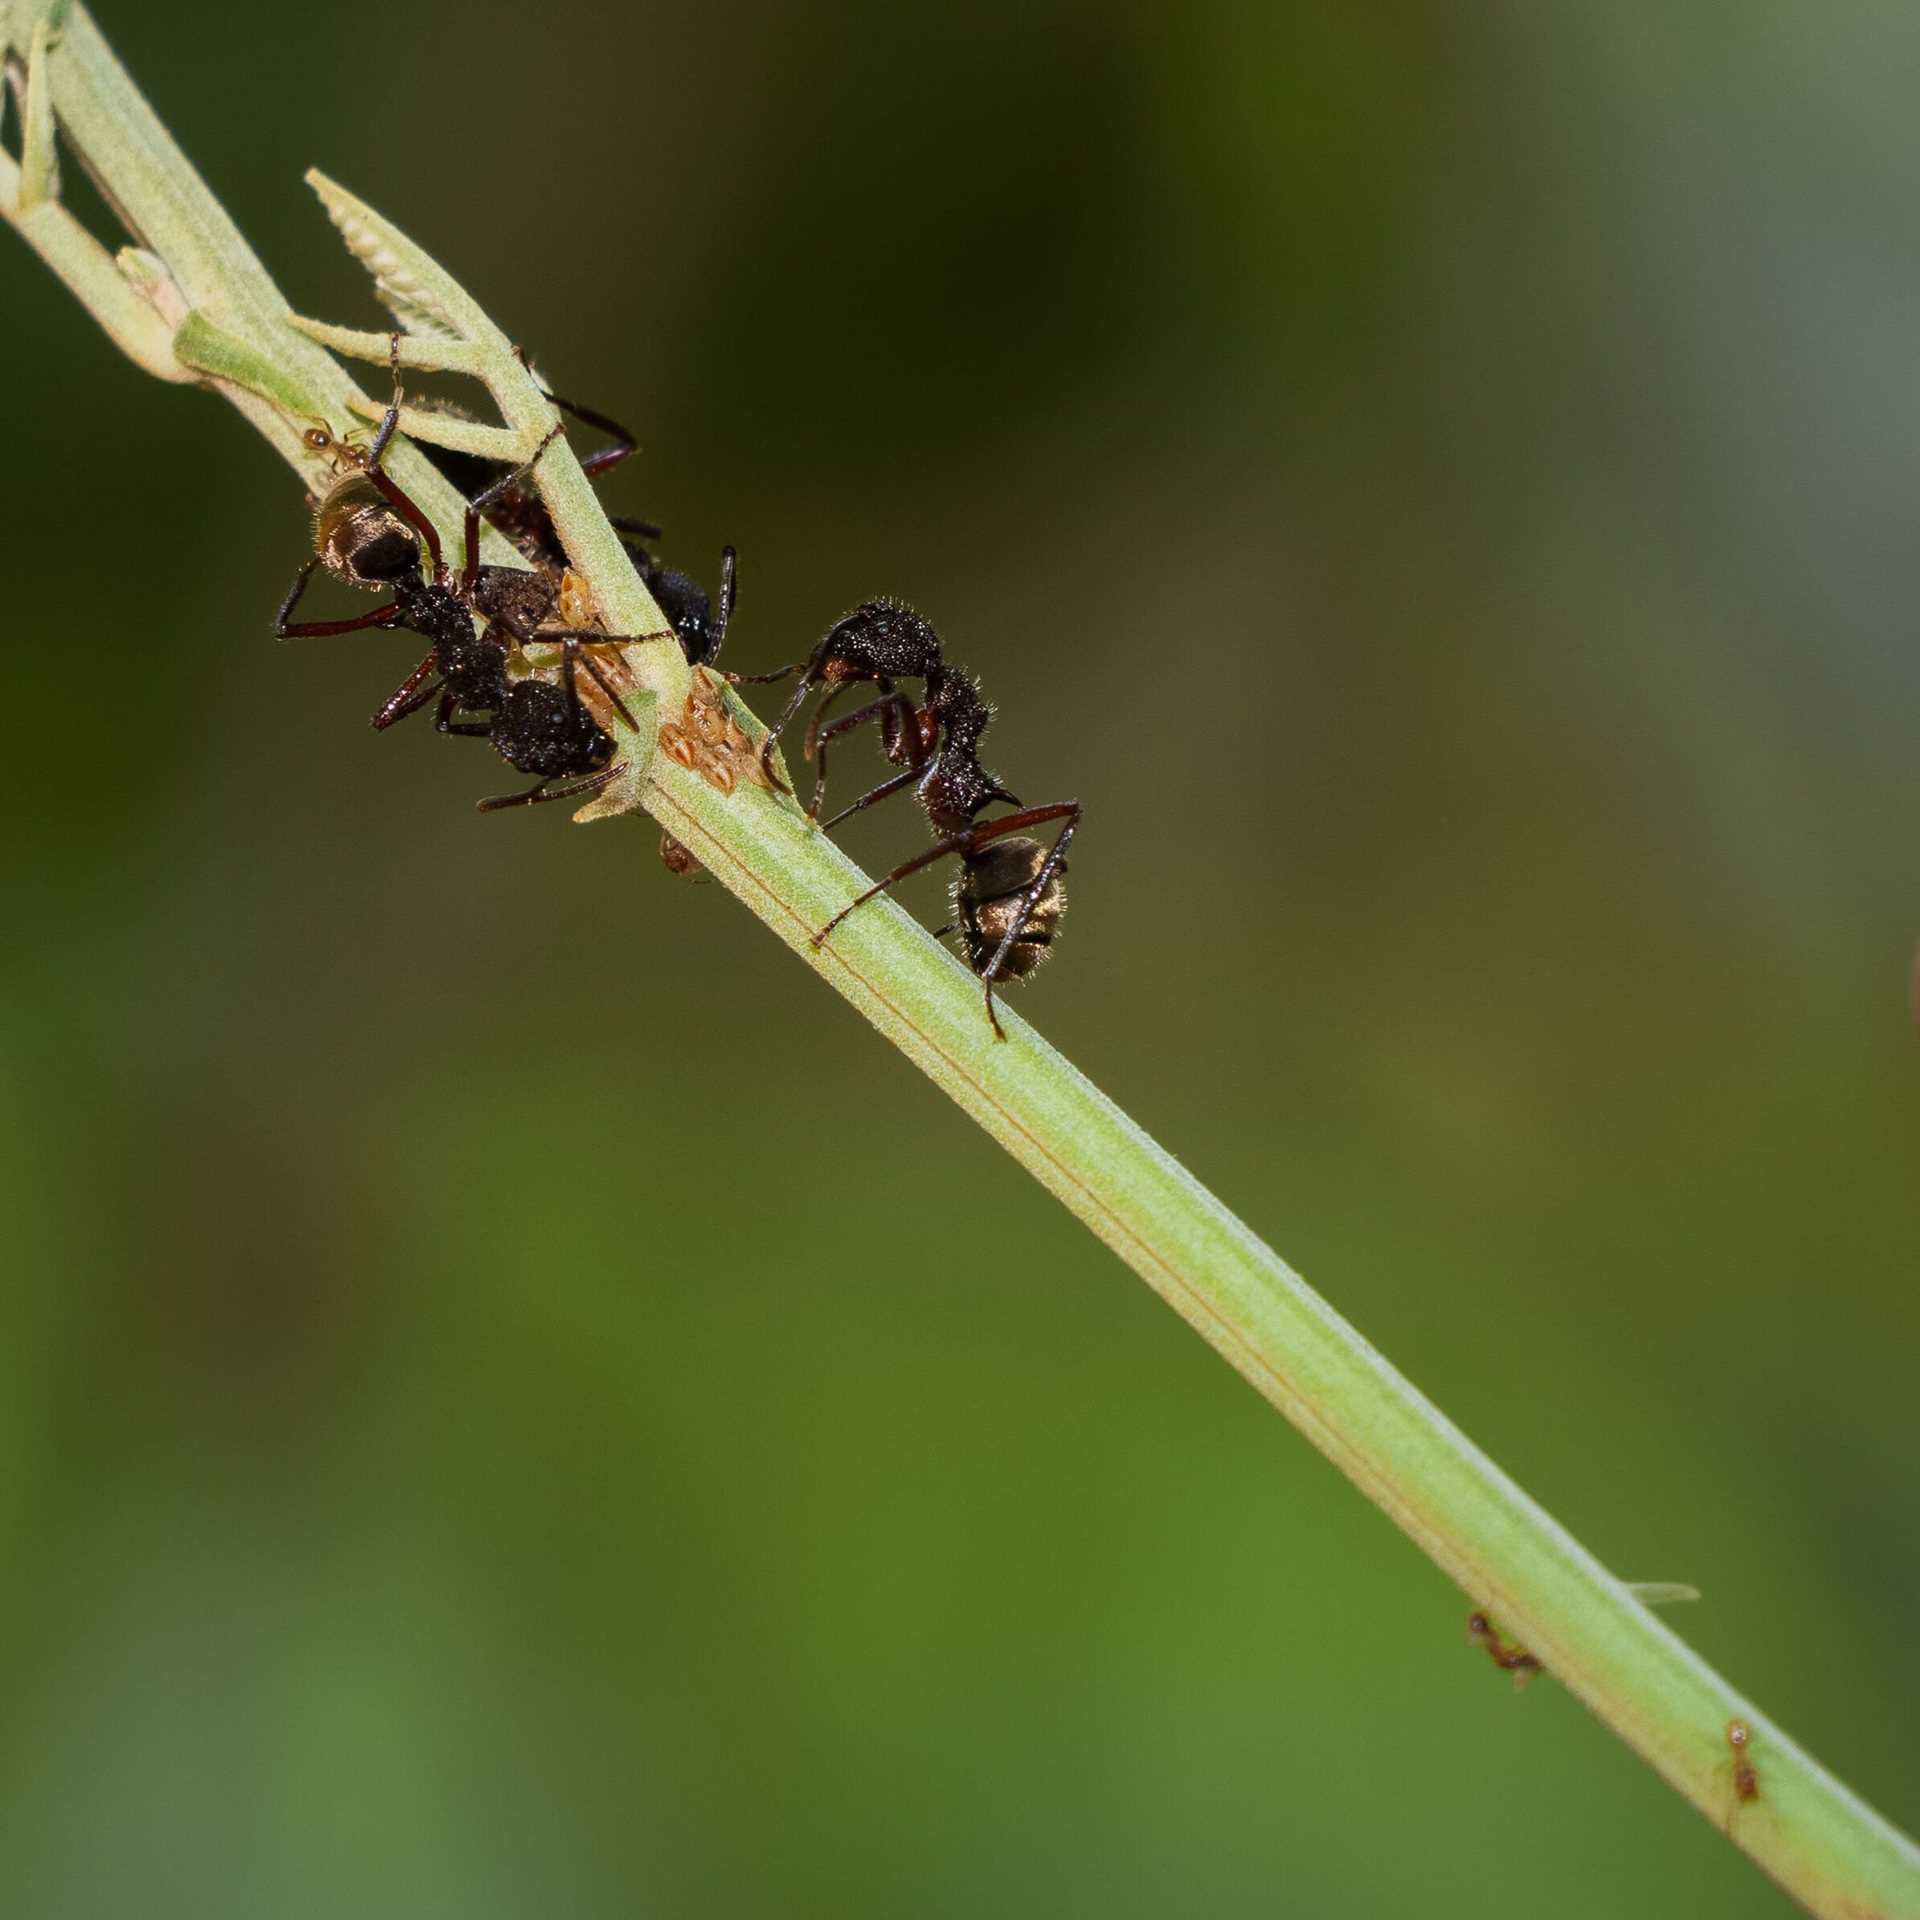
xmin=3 ymin=2 xmax=1916 ymax=1914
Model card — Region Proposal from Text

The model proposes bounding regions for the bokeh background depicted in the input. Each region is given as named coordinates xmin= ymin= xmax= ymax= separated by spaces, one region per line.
xmin=3 ymin=2 xmax=1917 ymax=1914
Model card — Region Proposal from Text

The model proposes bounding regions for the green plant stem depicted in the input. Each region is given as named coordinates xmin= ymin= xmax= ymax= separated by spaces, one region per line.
xmin=4 ymin=8 xmax=1915 ymax=1914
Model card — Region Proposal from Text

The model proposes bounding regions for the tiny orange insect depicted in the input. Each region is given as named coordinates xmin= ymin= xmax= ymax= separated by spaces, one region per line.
xmin=1726 ymin=1719 xmax=1759 ymax=1803
xmin=1467 ymin=1609 xmax=1543 ymax=1689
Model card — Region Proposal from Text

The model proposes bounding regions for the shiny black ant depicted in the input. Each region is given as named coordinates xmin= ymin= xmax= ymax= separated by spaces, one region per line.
xmin=274 ymin=342 xmax=669 ymax=809
xmin=737 ymin=600 xmax=1079 ymax=1038
xmin=410 ymin=366 xmax=733 ymax=668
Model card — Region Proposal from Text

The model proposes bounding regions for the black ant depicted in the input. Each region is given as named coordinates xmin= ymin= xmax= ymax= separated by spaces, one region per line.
xmin=405 ymin=360 xmax=733 ymax=669
xmin=1466 ymin=1609 xmax=1544 ymax=1689
xmin=736 ymin=600 xmax=1079 ymax=1039
xmin=392 ymin=370 xmax=749 ymax=832
xmin=404 ymin=387 xmax=655 ymax=566
xmin=275 ymin=341 xmax=670 ymax=810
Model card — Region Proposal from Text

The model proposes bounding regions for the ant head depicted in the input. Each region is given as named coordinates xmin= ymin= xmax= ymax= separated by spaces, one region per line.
xmin=819 ymin=600 xmax=943 ymax=683
xmin=313 ymin=472 xmax=423 ymax=589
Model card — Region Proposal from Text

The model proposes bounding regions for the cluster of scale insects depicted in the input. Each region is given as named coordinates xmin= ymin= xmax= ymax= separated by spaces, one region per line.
xmin=275 ymin=342 xmax=1078 ymax=1037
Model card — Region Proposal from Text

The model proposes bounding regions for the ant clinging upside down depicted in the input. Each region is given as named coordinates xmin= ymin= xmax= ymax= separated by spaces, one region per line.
xmin=275 ymin=337 xmax=674 ymax=810
xmin=401 ymin=357 xmax=736 ymax=671
xmin=737 ymin=599 xmax=1080 ymax=1039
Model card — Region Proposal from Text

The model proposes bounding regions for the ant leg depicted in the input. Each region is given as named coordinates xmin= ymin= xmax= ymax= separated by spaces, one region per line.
xmin=803 ymin=677 xmax=854 ymax=744
xmin=540 ymin=393 xmax=637 ymax=479
xmin=357 ymin=336 xmax=443 ymax=574
xmin=811 ymin=824 xmax=976 ymax=946
xmin=808 ymin=690 xmax=917 ymax=822
xmin=364 ymin=332 xmax=408 ymax=467
xmin=817 ymin=765 xmax=920 ymax=835
xmin=802 ymin=676 xmax=883 ymax=762
xmin=802 ymin=678 xmax=863 ymax=813
xmin=276 ymin=557 xmax=403 ymax=637
xmin=370 ymin=651 xmax=444 ymax=730
xmin=475 ymin=765 xmax=624 ymax=813
xmin=460 ymin=423 xmax=564 ymax=594
xmin=707 ymin=546 xmax=737 ymax=666
xmin=510 ymin=349 xmax=638 ymax=482
xmin=744 ymin=636 xmax=841 ymax=786
xmin=949 ymin=803 xmax=1081 ymax=859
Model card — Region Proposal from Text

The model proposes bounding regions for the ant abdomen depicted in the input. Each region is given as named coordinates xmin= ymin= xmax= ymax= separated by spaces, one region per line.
xmin=951 ymin=835 xmax=1065 ymax=981
xmin=313 ymin=473 xmax=420 ymax=587
xmin=648 ymin=566 xmax=721 ymax=665
xmin=494 ymin=679 xmax=616 ymax=780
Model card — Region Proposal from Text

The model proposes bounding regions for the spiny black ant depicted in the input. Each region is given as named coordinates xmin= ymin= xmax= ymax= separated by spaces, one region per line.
xmin=736 ymin=600 xmax=1079 ymax=1039
xmin=406 ymin=386 xmax=656 ymax=567
xmin=405 ymin=360 xmax=733 ymax=669
xmin=275 ymin=339 xmax=669 ymax=809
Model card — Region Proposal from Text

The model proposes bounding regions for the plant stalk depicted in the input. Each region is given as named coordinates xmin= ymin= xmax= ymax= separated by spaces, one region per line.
xmin=4 ymin=6 xmax=1915 ymax=1913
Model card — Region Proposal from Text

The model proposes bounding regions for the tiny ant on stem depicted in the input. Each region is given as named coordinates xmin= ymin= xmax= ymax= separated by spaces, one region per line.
xmin=275 ymin=337 xmax=671 ymax=810
xmin=1726 ymin=1719 xmax=1760 ymax=1804
xmin=1466 ymin=1609 xmax=1543 ymax=1689
xmin=735 ymin=599 xmax=1079 ymax=1039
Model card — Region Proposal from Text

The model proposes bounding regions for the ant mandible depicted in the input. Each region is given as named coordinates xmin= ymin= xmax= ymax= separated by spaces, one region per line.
xmin=736 ymin=599 xmax=1079 ymax=1039
xmin=275 ymin=338 xmax=670 ymax=809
